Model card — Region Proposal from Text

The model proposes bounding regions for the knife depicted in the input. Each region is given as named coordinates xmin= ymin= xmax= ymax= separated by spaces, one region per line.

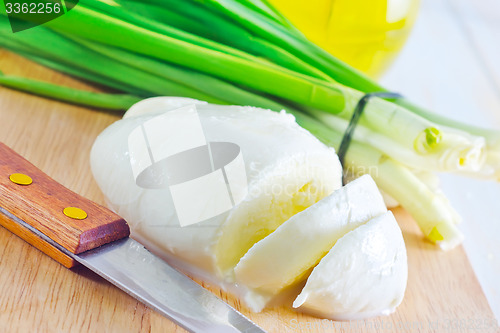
xmin=0 ymin=142 xmax=266 ymax=333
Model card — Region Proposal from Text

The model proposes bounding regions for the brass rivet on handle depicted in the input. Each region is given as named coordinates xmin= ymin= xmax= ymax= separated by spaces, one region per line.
xmin=9 ymin=173 xmax=33 ymax=185
xmin=63 ymin=207 xmax=88 ymax=220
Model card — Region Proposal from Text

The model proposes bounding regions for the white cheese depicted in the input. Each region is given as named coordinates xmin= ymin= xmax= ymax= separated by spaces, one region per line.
xmin=293 ymin=211 xmax=408 ymax=320
xmin=234 ymin=175 xmax=386 ymax=310
xmin=90 ymin=97 xmax=342 ymax=277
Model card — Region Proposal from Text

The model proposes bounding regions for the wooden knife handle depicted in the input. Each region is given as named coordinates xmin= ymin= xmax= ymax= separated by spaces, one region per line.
xmin=0 ymin=142 xmax=130 ymax=268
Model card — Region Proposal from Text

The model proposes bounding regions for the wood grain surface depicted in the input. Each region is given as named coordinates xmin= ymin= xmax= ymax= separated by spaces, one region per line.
xmin=0 ymin=51 xmax=497 ymax=333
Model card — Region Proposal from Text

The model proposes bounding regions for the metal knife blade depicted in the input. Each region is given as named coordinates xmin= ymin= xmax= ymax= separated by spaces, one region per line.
xmin=0 ymin=207 xmax=266 ymax=333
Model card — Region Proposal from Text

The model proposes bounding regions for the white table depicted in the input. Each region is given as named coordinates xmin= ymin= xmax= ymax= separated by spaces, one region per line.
xmin=381 ymin=0 xmax=500 ymax=321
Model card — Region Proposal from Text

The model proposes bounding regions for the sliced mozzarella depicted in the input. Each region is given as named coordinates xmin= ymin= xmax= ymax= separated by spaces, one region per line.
xmin=234 ymin=175 xmax=386 ymax=310
xmin=293 ymin=211 xmax=408 ymax=320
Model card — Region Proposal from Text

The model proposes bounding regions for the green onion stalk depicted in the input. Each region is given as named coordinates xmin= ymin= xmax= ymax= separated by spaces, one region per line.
xmin=0 ymin=70 xmax=142 ymax=109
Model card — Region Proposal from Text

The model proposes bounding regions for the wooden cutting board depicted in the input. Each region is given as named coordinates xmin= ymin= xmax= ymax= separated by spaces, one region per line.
xmin=0 ymin=51 xmax=497 ymax=333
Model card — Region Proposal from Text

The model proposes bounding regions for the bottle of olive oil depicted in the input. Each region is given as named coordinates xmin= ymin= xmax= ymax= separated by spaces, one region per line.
xmin=269 ymin=0 xmax=420 ymax=78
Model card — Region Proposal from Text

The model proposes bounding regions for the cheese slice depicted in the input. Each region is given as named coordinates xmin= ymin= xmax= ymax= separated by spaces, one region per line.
xmin=293 ymin=211 xmax=408 ymax=320
xmin=234 ymin=175 xmax=386 ymax=310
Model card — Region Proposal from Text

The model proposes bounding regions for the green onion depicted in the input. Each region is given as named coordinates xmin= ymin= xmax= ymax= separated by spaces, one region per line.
xmin=110 ymin=0 xmax=333 ymax=81
xmin=0 ymin=71 xmax=141 ymax=110
xmin=2 ymin=7 xmax=481 ymax=169
xmin=0 ymin=26 xmax=227 ymax=104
